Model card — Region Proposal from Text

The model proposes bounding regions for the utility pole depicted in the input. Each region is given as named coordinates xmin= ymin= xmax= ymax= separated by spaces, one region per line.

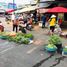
xmin=13 ymin=0 xmax=15 ymax=9
xmin=13 ymin=0 xmax=15 ymax=14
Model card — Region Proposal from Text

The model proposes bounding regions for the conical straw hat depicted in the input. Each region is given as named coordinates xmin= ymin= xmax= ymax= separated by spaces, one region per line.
xmin=51 ymin=15 xmax=56 ymax=18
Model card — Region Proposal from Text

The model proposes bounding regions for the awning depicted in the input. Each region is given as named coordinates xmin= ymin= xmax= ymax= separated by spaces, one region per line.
xmin=37 ymin=8 xmax=50 ymax=13
xmin=15 ymin=6 xmax=37 ymax=13
xmin=47 ymin=6 xmax=67 ymax=13
xmin=0 ymin=9 xmax=5 ymax=13
xmin=15 ymin=10 xmax=21 ymax=13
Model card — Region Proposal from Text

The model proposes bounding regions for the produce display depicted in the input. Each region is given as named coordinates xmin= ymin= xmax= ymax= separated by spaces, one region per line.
xmin=0 ymin=32 xmax=34 ymax=44
xmin=62 ymin=46 xmax=67 ymax=56
xmin=63 ymin=48 xmax=67 ymax=52
xmin=45 ymin=44 xmax=57 ymax=52
xmin=63 ymin=46 xmax=67 ymax=54
xmin=49 ymin=35 xmax=62 ymax=45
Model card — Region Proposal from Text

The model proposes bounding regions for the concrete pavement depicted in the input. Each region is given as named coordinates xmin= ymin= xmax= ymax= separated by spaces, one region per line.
xmin=0 ymin=40 xmax=67 ymax=67
xmin=0 ymin=17 xmax=67 ymax=67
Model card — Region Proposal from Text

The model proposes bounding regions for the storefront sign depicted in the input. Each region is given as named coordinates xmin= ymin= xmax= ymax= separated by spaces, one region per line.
xmin=8 ymin=3 xmax=17 ymax=9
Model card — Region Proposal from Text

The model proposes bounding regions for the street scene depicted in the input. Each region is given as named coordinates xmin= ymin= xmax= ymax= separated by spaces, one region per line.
xmin=0 ymin=0 xmax=67 ymax=67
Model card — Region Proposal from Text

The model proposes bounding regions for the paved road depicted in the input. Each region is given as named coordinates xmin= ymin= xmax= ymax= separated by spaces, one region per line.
xmin=0 ymin=29 xmax=67 ymax=67
xmin=0 ymin=17 xmax=67 ymax=67
xmin=0 ymin=39 xmax=67 ymax=67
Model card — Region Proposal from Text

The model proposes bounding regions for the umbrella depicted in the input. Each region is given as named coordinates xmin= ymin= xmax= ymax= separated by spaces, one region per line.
xmin=47 ymin=6 xmax=67 ymax=13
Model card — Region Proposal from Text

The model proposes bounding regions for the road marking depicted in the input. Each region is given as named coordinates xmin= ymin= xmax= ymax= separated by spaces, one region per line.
xmin=27 ymin=46 xmax=39 ymax=54
xmin=0 ymin=47 xmax=14 ymax=54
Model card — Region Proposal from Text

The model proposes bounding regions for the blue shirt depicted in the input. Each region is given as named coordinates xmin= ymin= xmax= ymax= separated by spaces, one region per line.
xmin=41 ymin=15 xmax=46 ymax=23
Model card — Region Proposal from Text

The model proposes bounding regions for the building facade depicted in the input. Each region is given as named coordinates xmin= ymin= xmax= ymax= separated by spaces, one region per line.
xmin=37 ymin=0 xmax=67 ymax=27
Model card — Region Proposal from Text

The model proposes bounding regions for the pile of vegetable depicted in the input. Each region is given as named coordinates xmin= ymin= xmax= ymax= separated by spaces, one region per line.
xmin=0 ymin=32 xmax=34 ymax=44
xmin=63 ymin=46 xmax=67 ymax=55
xmin=45 ymin=44 xmax=57 ymax=52
xmin=44 ymin=35 xmax=62 ymax=53
xmin=49 ymin=35 xmax=62 ymax=45
xmin=63 ymin=48 xmax=67 ymax=52
xmin=62 ymin=47 xmax=67 ymax=56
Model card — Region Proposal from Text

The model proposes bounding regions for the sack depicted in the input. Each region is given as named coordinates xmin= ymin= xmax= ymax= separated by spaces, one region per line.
xmin=19 ymin=23 xmax=26 ymax=27
xmin=45 ymin=22 xmax=49 ymax=27
xmin=39 ymin=23 xmax=42 ymax=27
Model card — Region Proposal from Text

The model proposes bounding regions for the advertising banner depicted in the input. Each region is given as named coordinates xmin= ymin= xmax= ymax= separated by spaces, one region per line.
xmin=8 ymin=3 xmax=17 ymax=9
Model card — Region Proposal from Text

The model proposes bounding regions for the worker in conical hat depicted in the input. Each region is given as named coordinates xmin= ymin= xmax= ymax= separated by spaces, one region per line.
xmin=49 ymin=14 xmax=56 ymax=34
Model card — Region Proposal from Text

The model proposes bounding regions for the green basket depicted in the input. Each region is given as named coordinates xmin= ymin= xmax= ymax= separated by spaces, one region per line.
xmin=0 ymin=36 xmax=8 ymax=40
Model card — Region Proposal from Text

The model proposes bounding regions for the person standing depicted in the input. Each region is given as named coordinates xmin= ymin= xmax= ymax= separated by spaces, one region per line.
xmin=33 ymin=11 xmax=38 ymax=24
xmin=49 ymin=15 xmax=56 ymax=34
xmin=58 ymin=18 xmax=62 ymax=28
xmin=0 ymin=21 xmax=4 ymax=32
xmin=12 ymin=14 xmax=19 ymax=32
xmin=41 ymin=14 xmax=46 ymax=28
xmin=12 ymin=14 xmax=15 ymax=22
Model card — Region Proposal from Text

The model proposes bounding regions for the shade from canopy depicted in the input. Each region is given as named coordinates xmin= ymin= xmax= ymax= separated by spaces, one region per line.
xmin=47 ymin=7 xmax=67 ymax=13
xmin=15 ymin=6 xmax=37 ymax=13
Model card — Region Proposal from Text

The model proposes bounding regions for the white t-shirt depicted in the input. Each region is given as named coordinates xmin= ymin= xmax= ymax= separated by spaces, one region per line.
xmin=12 ymin=14 xmax=15 ymax=20
xmin=31 ymin=14 xmax=33 ymax=17
xmin=54 ymin=27 xmax=62 ymax=35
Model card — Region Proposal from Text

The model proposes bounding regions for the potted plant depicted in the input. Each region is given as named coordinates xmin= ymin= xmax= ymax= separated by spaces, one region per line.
xmin=49 ymin=35 xmax=62 ymax=54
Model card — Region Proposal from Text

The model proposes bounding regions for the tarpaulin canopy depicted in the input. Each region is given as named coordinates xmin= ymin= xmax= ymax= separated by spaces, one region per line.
xmin=6 ymin=9 xmax=14 ymax=13
xmin=47 ymin=6 xmax=67 ymax=13
xmin=15 ymin=6 xmax=37 ymax=13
